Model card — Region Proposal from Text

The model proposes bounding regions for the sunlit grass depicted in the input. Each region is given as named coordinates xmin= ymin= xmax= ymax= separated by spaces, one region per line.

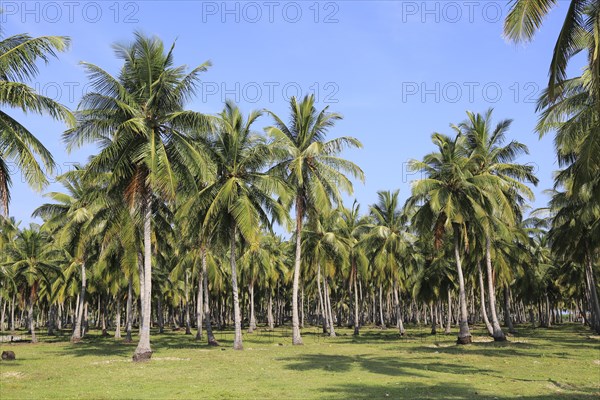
xmin=1 ymin=324 xmax=599 ymax=399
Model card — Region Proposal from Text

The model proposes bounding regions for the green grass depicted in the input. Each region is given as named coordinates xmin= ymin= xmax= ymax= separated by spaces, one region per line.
xmin=1 ymin=324 xmax=599 ymax=399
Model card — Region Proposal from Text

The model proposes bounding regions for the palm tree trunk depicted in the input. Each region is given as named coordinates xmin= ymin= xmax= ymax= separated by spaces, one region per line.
xmin=184 ymin=273 xmax=192 ymax=335
xmin=324 ymin=275 xmax=336 ymax=337
xmin=248 ymin=282 xmax=256 ymax=333
xmin=485 ymin=233 xmax=506 ymax=341
xmin=353 ymin=261 xmax=360 ymax=336
xmin=133 ymin=196 xmax=153 ymax=362
xmin=584 ymin=251 xmax=600 ymax=334
xmin=230 ymin=224 xmax=243 ymax=350
xmin=393 ymin=280 xmax=404 ymax=335
xmin=201 ymin=247 xmax=218 ymax=346
xmin=125 ymin=277 xmax=133 ymax=342
xmin=503 ymin=285 xmax=516 ymax=333
xmin=10 ymin=294 xmax=15 ymax=331
xmin=115 ymin=296 xmax=122 ymax=339
xmin=317 ymin=263 xmax=327 ymax=333
xmin=71 ymin=261 xmax=86 ymax=342
xmin=267 ymin=292 xmax=275 ymax=330
xmin=28 ymin=299 xmax=37 ymax=343
xmin=478 ymin=262 xmax=494 ymax=335
xmin=445 ymin=289 xmax=452 ymax=334
xmin=291 ymin=197 xmax=304 ymax=345
xmin=0 ymin=298 xmax=6 ymax=332
xmin=157 ymin=296 xmax=164 ymax=334
xmin=453 ymin=223 xmax=471 ymax=344
xmin=196 ymin=267 xmax=203 ymax=340
xmin=379 ymin=285 xmax=385 ymax=327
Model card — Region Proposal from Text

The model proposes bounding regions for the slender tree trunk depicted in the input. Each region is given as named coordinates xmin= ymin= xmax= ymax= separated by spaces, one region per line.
xmin=584 ymin=251 xmax=600 ymax=333
xmin=453 ymin=223 xmax=471 ymax=344
xmin=503 ymin=285 xmax=516 ymax=334
xmin=200 ymin=247 xmax=218 ymax=346
xmin=393 ymin=280 xmax=404 ymax=335
xmin=379 ymin=285 xmax=385 ymax=327
xmin=317 ymin=263 xmax=327 ymax=333
xmin=125 ymin=277 xmax=133 ymax=342
xmin=230 ymin=224 xmax=243 ymax=350
xmin=133 ymin=195 xmax=153 ymax=362
xmin=184 ymin=272 xmax=192 ymax=335
xmin=485 ymin=233 xmax=506 ymax=341
xmin=1 ymin=298 xmax=6 ymax=332
xmin=10 ymin=294 xmax=15 ymax=331
xmin=300 ymin=284 xmax=305 ymax=329
xmin=28 ymin=300 xmax=37 ymax=343
xmin=248 ymin=282 xmax=257 ymax=333
xmin=291 ymin=197 xmax=304 ymax=345
xmin=157 ymin=296 xmax=164 ymax=334
xmin=71 ymin=262 xmax=86 ymax=342
xmin=324 ymin=275 xmax=336 ymax=337
xmin=101 ymin=296 xmax=108 ymax=336
xmin=196 ymin=266 xmax=204 ymax=340
xmin=267 ymin=292 xmax=275 ymax=330
xmin=115 ymin=296 xmax=122 ymax=339
xmin=478 ymin=262 xmax=494 ymax=335
xmin=445 ymin=289 xmax=452 ymax=334
xmin=353 ymin=261 xmax=360 ymax=335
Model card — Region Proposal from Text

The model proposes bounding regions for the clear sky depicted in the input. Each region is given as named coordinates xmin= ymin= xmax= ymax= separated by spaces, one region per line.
xmin=2 ymin=1 xmax=575 ymax=226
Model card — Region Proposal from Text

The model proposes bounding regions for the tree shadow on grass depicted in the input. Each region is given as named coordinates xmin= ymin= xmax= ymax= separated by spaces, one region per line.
xmin=280 ymin=353 xmax=493 ymax=377
xmin=320 ymin=382 xmax=600 ymax=400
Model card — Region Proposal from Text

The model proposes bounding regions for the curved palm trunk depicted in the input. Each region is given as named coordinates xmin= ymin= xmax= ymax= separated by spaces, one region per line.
xmin=453 ymin=223 xmax=471 ymax=344
xmin=133 ymin=197 xmax=153 ymax=362
xmin=291 ymin=198 xmax=304 ymax=345
xmin=125 ymin=277 xmax=133 ymax=342
xmin=71 ymin=261 xmax=86 ymax=342
xmin=379 ymin=285 xmax=385 ymax=327
xmin=485 ymin=234 xmax=506 ymax=341
xmin=352 ymin=261 xmax=360 ymax=336
xmin=201 ymin=247 xmax=218 ymax=346
xmin=230 ymin=224 xmax=243 ymax=350
xmin=478 ymin=262 xmax=494 ymax=335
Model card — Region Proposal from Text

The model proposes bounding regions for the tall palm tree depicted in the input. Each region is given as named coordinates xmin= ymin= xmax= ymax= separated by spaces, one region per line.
xmin=408 ymin=132 xmax=497 ymax=344
xmin=0 ymin=24 xmax=74 ymax=215
xmin=460 ymin=109 xmax=538 ymax=340
xmin=198 ymin=101 xmax=290 ymax=350
xmin=337 ymin=201 xmax=369 ymax=336
xmin=265 ymin=94 xmax=364 ymax=345
xmin=365 ymin=190 xmax=415 ymax=336
xmin=63 ymin=33 xmax=213 ymax=361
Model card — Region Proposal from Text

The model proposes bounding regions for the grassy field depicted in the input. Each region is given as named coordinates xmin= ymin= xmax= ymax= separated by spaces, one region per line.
xmin=0 ymin=324 xmax=598 ymax=399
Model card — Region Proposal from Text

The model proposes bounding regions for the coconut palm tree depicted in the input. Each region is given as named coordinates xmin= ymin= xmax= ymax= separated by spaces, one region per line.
xmin=0 ymin=24 xmax=74 ymax=215
xmin=364 ymin=190 xmax=415 ymax=336
xmin=460 ymin=109 xmax=538 ymax=340
xmin=408 ymin=132 xmax=498 ymax=344
xmin=265 ymin=94 xmax=364 ymax=345
xmin=336 ymin=201 xmax=369 ymax=335
xmin=63 ymin=32 xmax=213 ymax=361
xmin=197 ymin=101 xmax=290 ymax=350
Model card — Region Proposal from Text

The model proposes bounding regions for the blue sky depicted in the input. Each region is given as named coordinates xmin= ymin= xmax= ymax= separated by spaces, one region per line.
xmin=2 ymin=1 xmax=574 ymax=226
